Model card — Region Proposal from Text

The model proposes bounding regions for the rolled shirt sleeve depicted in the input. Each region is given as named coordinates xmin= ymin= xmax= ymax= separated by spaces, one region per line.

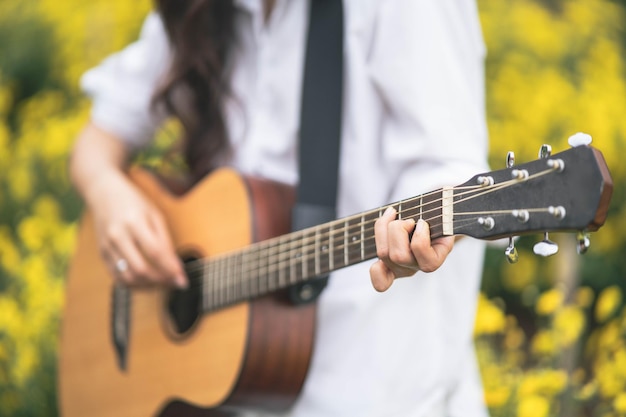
xmin=81 ymin=12 xmax=171 ymax=149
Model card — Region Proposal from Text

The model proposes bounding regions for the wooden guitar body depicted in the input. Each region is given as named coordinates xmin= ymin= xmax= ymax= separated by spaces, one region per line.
xmin=58 ymin=168 xmax=316 ymax=417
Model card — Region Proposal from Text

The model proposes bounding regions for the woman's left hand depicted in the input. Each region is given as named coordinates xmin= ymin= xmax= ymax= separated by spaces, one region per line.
xmin=369 ymin=207 xmax=455 ymax=292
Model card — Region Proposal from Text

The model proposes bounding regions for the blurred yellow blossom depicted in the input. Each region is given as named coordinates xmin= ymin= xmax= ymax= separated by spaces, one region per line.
xmin=517 ymin=394 xmax=550 ymax=417
xmin=0 ymin=226 xmax=21 ymax=275
xmin=531 ymin=330 xmax=556 ymax=356
xmin=518 ymin=369 xmax=568 ymax=397
xmin=7 ymin=165 xmax=33 ymax=203
xmin=614 ymin=393 xmax=626 ymax=413
xmin=484 ymin=385 xmax=511 ymax=409
xmin=535 ymin=288 xmax=564 ymax=316
xmin=475 ymin=293 xmax=506 ymax=335
xmin=554 ymin=306 xmax=586 ymax=347
xmin=596 ymin=286 xmax=623 ymax=323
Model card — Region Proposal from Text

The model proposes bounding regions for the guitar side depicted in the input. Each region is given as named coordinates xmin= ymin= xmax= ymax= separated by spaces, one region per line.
xmin=58 ymin=168 xmax=316 ymax=416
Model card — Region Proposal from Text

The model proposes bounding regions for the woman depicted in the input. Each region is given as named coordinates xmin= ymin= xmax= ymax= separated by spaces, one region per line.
xmin=70 ymin=0 xmax=489 ymax=415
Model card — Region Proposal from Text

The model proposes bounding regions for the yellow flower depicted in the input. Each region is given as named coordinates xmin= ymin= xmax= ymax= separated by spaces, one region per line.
xmin=536 ymin=288 xmax=564 ymax=316
xmin=484 ymin=386 xmax=510 ymax=408
xmin=554 ymin=306 xmax=586 ymax=347
xmin=474 ymin=293 xmax=506 ymax=335
xmin=614 ymin=392 xmax=626 ymax=413
xmin=17 ymin=217 xmax=46 ymax=252
xmin=0 ymin=226 xmax=21 ymax=275
xmin=531 ymin=330 xmax=556 ymax=356
xmin=518 ymin=370 xmax=568 ymax=397
xmin=517 ymin=395 xmax=550 ymax=417
xmin=596 ymin=286 xmax=623 ymax=323
xmin=7 ymin=165 xmax=33 ymax=203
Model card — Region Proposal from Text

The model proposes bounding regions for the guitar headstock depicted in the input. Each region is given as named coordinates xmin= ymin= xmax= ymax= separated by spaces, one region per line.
xmin=452 ymin=136 xmax=613 ymax=261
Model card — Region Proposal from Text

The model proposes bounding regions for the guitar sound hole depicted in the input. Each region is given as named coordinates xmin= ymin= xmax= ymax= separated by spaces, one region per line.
xmin=166 ymin=257 xmax=202 ymax=336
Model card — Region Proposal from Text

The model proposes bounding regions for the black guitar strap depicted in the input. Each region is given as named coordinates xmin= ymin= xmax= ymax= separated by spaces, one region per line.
xmin=289 ymin=0 xmax=344 ymax=304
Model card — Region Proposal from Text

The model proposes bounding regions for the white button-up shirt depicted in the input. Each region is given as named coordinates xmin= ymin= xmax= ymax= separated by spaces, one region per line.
xmin=82 ymin=1 xmax=490 ymax=416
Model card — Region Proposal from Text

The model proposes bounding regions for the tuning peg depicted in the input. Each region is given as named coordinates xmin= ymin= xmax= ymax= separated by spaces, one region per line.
xmin=533 ymin=232 xmax=559 ymax=257
xmin=506 ymin=151 xmax=515 ymax=168
xmin=539 ymin=144 xmax=552 ymax=159
xmin=505 ymin=237 xmax=519 ymax=263
xmin=568 ymin=132 xmax=592 ymax=147
xmin=577 ymin=231 xmax=590 ymax=254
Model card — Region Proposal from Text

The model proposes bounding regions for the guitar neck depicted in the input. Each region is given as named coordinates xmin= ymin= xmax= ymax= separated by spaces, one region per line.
xmin=189 ymin=188 xmax=448 ymax=312
xmin=187 ymin=144 xmax=613 ymax=313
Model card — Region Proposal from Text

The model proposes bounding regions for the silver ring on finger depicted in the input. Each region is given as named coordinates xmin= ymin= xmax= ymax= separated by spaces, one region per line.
xmin=115 ymin=258 xmax=129 ymax=273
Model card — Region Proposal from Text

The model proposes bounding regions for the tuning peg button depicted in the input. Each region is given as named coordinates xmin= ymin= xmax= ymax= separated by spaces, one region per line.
xmin=505 ymin=237 xmax=519 ymax=263
xmin=539 ymin=144 xmax=552 ymax=159
xmin=506 ymin=151 xmax=515 ymax=168
xmin=568 ymin=132 xmax=592 ymax=147
xmin=533 ymin=234 xmax=559 ymax=257
xmin=577 ymin=231 xmax=590 ymax=254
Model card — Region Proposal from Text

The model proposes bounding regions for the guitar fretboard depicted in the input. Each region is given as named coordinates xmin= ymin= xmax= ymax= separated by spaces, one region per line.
xmin=184 ymin=189 xmax=448 ymax=312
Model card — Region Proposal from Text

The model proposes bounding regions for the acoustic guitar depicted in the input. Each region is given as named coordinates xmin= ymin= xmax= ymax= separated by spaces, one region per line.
xmin=58 ymin=143 xmax=612 ymax=416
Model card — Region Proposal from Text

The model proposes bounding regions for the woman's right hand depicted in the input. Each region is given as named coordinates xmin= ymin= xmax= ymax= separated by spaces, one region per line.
xmin=70 ymin=123 xmax=186 ymax=288
xmin=85 ymin=171 xmax=187 ymax=288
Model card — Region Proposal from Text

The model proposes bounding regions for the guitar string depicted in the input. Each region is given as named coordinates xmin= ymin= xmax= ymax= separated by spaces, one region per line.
xmin=190 ymin=167 xmax=550 ymax=300
xmin=181 ymin=167 xmax=558 ymax=307
xmin=124 ymin=166 xmax=553 ymax=316
xmin=184 ymin=179 xmax=497 ymax=276
xmin=189 ymin=164 xmax=558 ymax=278
xmin=186 ymin=167 xmax=552 ymax=278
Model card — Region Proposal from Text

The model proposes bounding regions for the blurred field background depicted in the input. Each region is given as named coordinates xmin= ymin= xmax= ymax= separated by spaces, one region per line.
xmin=0 ymin=0 xmax=625 ymax=416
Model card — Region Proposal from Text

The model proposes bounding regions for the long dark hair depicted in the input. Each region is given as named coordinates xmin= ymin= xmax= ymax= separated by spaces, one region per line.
xmin=153 ymin=0 xmax=237 ymax=182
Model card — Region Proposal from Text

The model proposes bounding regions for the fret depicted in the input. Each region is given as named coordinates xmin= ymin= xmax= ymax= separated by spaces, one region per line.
xmin=267 ymin=241 xmax=279 ymax=293
xmin=300 ymin=231 xmax=308 ymax=282
xmin=419 ymin=195 xmax=423 ymax=220
xmin=331 ymin=222 xmax=344 ymax=270
xmin=221 ymin=257 xmax=228 ymax=305
xmin=346 ymin=216 xmax=363 ymax=266
xmin=209 ymin=261 xmax=216 ymax=310
xmin=239 ymin=250 xmax=248 ymax=299
xmin=258 ymin=242 xmax=269 ymax=295
xmin=343 ymin=219 xmax=349 ymax=266
xmin=232 ymin=253 xmax=239 ymax=301
xmin=360 ymin=214 xmax=365 ymax=260
xmin=328 ymin=223 xmax=334 ymax=271
xmin=246 ymin=246 xmax=257 ymax=298
xmin=289 ymin=234 xmax=301 ymax=284
xmin=211 ymin=259 xmax=218 ymax=309
xmin=317 ymin=225 xmax=331 ymax=276
xmin=442 ymin=187 xmax=454 ymax=235
xmin=363 ymin=211 xmax=379 ymax=260
xmin=202 ymin=262 xmax=209 ymax=310
xmin=277 ymin=236 xmax=287 ymax=288
xmin=215 ymin=257 xmax=222 ymax=307
xmin=302 ymin=228 xmax=316 ymax=281
xmin=314 ymin=226 xmax=321 ymax=276
xmin=422 ymin=189 xmax=444 ymax=238
xmin=225 ymin=255 xmax=232 ymax=304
